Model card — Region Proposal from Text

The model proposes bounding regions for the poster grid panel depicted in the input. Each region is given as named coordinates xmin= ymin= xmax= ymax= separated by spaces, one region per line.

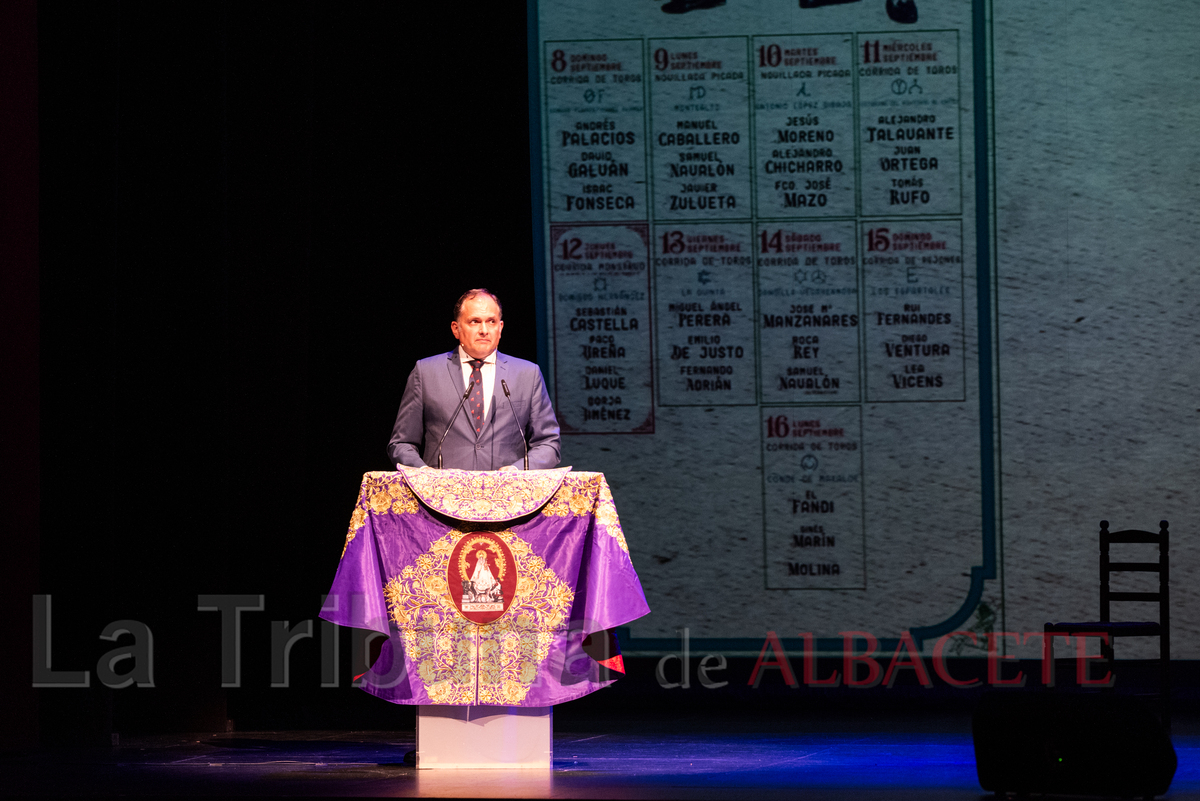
xmin=533 ymin=0 xmax=996 ymax=651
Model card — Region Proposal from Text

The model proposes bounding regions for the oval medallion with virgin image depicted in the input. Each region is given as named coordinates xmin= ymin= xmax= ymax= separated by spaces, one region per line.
xmin=447 ymin=531 xmax=517 ymax=625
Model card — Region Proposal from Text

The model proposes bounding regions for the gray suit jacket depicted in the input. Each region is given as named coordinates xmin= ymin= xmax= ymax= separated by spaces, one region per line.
xmin=388 ymin=350 xmax=562 ymax=471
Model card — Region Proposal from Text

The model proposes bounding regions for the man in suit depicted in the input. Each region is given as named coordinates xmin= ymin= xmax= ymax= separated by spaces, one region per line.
xmin=388 ymin=288 xmax=561 ymax=471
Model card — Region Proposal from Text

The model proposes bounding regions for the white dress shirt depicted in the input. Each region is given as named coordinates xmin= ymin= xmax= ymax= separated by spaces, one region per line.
xmin=457 ymin=345 xmax=496 ymax=421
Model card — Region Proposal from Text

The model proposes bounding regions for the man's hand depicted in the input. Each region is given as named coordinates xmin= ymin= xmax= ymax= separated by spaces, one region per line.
xmin=499 ymin=465 xmax=520 ymax=472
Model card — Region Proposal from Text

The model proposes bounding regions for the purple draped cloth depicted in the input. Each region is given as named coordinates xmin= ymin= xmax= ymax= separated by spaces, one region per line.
xmin=320 ymin=467 xmax=650 ymax=706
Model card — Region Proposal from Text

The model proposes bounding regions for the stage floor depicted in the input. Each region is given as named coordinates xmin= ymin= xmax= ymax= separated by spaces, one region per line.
xmin=6 ymin=712 xmax=1200 ymax=798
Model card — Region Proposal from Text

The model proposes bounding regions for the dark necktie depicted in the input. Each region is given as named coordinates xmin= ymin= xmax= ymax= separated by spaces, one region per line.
xmin=468 ymin=359 xmax=485 ymax=434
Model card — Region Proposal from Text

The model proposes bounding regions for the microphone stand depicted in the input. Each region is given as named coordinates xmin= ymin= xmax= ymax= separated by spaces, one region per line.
xmin=434 ymin=381 xmax=474 ymax=469
xmin=500 ymin=378 xmax=529 ymax=471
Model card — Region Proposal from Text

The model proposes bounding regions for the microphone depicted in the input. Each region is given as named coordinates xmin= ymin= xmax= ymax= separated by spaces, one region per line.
xmin=435 ymin=380 xmax=474 ymax=469
xmin=500 ymin=379 xmax=529 ymax=471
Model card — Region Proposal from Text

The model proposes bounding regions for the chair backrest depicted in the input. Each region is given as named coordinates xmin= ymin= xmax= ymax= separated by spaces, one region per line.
xmin=1100 ymin=519 xmax=1169 ymax=631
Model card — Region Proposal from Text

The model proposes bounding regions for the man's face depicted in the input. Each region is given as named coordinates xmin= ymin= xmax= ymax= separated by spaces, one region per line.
xmin=451 ymin=295 xmax=504 ymax=360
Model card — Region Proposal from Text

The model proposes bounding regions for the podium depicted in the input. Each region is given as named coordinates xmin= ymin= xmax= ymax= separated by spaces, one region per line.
xmin=417 ymin=705 xmax=552 ymax=769
xmin=321 ymin=467 xmax=649 ymax=769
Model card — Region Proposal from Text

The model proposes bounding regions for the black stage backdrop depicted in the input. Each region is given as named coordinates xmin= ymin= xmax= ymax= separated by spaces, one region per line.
xmin=38 ymin=1 xmax=536 ymax=738
xmin=26 ymin=0 xmax=1200 ymax=746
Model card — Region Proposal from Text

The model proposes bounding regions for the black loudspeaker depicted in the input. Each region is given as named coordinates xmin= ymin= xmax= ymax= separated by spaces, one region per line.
xmin=973 ymin=692 xmax=1176 ymax=798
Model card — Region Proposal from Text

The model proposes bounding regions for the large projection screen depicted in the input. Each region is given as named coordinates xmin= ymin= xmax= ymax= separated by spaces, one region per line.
xmin=528 ymin=0 xmax=1200 ymax=657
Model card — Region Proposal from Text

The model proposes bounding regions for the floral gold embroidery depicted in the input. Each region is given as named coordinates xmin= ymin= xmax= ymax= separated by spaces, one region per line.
xmin=369 ymin=491 xmax=392 ymax=514
xmin=383 ymin=529 xmax=572 ymax=705
xmin=389 ymin=482 xmax=420 ymax=515
xmin=569 ymin=491 xmax=594 ymax=516
xmin=399 ymin=466 xmax=571 ymax=522
xmin=341 ymin=472 xmax=421 ymax=558
xmin=342 ymin=506 xmax=369 ymax=557
xmin=540 ymin=474 xmax=629 ymax=554
xmin=540 ymin=485 xmax=574 ymax=518
xmin=595 ymin=478 xmax=629 ymax=554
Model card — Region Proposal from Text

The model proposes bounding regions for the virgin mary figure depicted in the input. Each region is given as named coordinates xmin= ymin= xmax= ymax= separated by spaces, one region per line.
xmin=469 ymin=549 xmax=501 ymax=602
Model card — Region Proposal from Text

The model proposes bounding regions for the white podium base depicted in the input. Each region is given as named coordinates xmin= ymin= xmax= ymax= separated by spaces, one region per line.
xmin=415 ymin=705 xmax=553 ymax=769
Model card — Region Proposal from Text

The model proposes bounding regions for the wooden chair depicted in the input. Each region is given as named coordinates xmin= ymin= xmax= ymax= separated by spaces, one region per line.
xmin=1044 ymin=520 xmax=1170 ymax=729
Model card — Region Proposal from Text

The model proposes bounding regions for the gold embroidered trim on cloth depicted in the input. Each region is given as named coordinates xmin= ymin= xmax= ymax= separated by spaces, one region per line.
xmin=383 ymin=530 xmax=573 ymax=705
xmin=398 ymin=466 xmax=572 ymax=522
xmin=342 ymin=472 xmax=422 ymax=557
xmin=541 ymin=473 xmax=629 ymax=554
